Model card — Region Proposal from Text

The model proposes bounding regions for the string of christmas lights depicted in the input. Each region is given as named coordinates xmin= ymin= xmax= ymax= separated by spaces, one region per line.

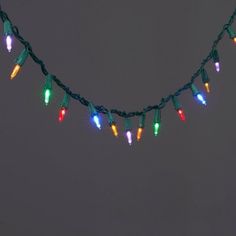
xmin=0 ymin=5 xmax=236 ymax=145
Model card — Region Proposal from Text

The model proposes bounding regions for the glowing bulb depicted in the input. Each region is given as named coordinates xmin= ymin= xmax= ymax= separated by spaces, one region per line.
xmin=58 ymin=93 xmax=70 ymax=122
xmin=4 ymin=20 xmax=13 ymax=52
xmin=10 ymin=64 xmax=21 ymax=80
xmin=43 ymin=74 xmax=53 ymax=105
xmin=215 ymin=62 xmax=220 ymax=72
xmin=153 ymin=123 xmax=160 ymax=136
xmin=126 ymin=130 xmax=132 ymax=145
xmin=212 ymin=49 xmax=220 ymax=72
xmin=177 ymin=109 xmax=186 ymax=121
xmin=93 ymin=115 xmax=101 ymax=130
xmin=89 ymin=103 xmax=101 ymax=130
xmin=137 ymin=113 xmax=146 ymax=141
xmin=204 ymin=83 xmax=210 ymax=93
xmin=201 ymin=69 xmax=210 ymax=93
xmin=6 ymin=35 xmax=12 ymax=52
xmin=59 ymin=107 xmax=67 ymax=122
xmin=44 ymin=89 xmax=51 ymax=106
xmin=107 ymin=112 xmax=118 ymax=137
xmin=191 ymin=84 xmax=207 ymax=106
xmin=111 ymin=124 xmax=118 ymax=137
xmin=152 ymin=109 xmax=161 ymax=136
xmin=10 ymin=49 xmax=29 ymax=79
xmin=137 ymin=127 xmax=143 ymax=141
xmin=172 ymin=96 xmax=186 ymax=122
xmin=197 ymin=94 xmax=207 ymax=106
xmin=226 ymin=27 xmax=236 ymax=44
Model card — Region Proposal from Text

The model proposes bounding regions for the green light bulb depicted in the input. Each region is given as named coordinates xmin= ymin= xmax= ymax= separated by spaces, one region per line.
xmin=44 ymin=89 xmax=51 ymax=106
xmin=43 ymin=74 xmax=53 ymax=106
xmin=153 ymin=109 xmax=161 ymax=136
xmin=153 ymin=122 xmax=160 ymax=136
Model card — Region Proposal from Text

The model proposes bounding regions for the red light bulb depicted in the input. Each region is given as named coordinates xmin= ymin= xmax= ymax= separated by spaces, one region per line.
xmin=59 ymin=107 xmax=67 ymax=122
xmin=177 ymin=109 xmax=186 ymax=121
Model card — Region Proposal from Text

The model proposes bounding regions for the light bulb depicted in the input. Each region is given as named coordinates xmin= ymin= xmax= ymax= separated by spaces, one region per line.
xmin=6 ymin=35 xmax=13 ymax=52
xmin=126 ymin=130 xmax=132 ymax=145
xmin=59 ymin=107 xmax=67 ymax=122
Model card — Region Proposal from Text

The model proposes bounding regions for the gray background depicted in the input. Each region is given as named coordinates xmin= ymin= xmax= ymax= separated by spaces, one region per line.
xmin=0 ymin=0 xmax=236 ymax=235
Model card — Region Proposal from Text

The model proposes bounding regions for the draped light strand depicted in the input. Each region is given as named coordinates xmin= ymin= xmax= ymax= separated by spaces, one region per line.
xmin=0 ymin=5 xmax=236 ymax=145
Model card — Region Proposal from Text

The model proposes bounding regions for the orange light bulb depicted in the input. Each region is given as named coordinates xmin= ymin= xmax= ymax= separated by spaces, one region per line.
xmin=10 ymin=64 xmax=21 ymax=80
xmin=137 ymin=127 xmax=143 ymax=141
xmin=204 ymin=83 xmax=210 ymax=93
xmin=111 ymin=124 xmax=118 ymax=137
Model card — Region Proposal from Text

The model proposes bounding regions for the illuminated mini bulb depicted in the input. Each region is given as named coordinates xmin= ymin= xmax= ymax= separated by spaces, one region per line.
xmin=172 ymin=96 xmax=186 ymax=121
xmin=137 ymin=113 xmax=146 ymax=141
xmin=137 ymin=128 xmax=143 ymax=141
xmin=89 ymin=103 xmax=101 ymax=130
xmin=6 ymin=35 xmax=13 ymax=52
xmin=10 ymin=48 xmax=29 ymax=80
xmin=201 ymin=68 xmax=210 ymax=93
xmin=125 ymin=118 xmax=132 ymax=145
xmin=190 ymin=84 xmax=207 ymax=106
xmin=126 ymin=131 xmax=132 ymax=145
xmin=93 ymin=115 xmax=101 ymax=130
xmin=3 ymin=20 xmax=13 ymax=52
xmin=204 ymin=83 xmax=210 ymax=93
xmin=44 ymin=89 xmax=51 ymax=106
xmin=212 ymin=49 xmax=220 ymax=72
xmin=177 ymin=109 xmax=186 ymax=121
xmin=11 ymin=64 xmax=21 ymax=79
xmin=107 ymin=112 xmax=118 ymax=137
xmin=153 ymin=109 xmax=161 ymax=136
xmin=226 ymin=26 xmax=236 ymax=44
xmin=111 ymin=124 xmax=118 ymax=137
xmin=58 ymin=93 xmax=70 ymax=122
xmin=59 ymin=107 xmax=67 ymax=122
xmin=44 ymin=74 xmax=53 ymax=106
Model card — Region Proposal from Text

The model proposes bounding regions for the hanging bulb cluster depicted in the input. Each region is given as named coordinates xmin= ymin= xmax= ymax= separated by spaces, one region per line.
xmin=1 ymin=6 xmax=236 ymax=145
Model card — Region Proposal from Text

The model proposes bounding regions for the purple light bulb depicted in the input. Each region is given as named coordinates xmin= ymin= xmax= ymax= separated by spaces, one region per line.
xmin=6 ymin=35 xmax=13 ymax=52
xmin=126 ymin=131 xmax=132 ymax=145
xmin=215 ymin=62 xmax=220 ymax=72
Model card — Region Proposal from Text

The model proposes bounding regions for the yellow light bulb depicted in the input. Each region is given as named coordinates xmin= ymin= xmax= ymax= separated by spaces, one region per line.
xmin=234 ymin=37 xmax=236 ymax=44
xmin=137 ymin=127 xmax=143 ymax=141
xmin=10 ymin=64 xmax=21 ymax=80
xmin=111 ymin=124 xmax=118 ymax=137
xmin=204 ymin=83 xmax=210 ymax=93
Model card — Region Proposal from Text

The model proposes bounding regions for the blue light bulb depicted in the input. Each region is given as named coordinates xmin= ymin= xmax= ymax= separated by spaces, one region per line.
xmin=197 ymin=94 xmax=207 ymax=106
xmin=93 ymin=115 xmax=101 ymax=130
